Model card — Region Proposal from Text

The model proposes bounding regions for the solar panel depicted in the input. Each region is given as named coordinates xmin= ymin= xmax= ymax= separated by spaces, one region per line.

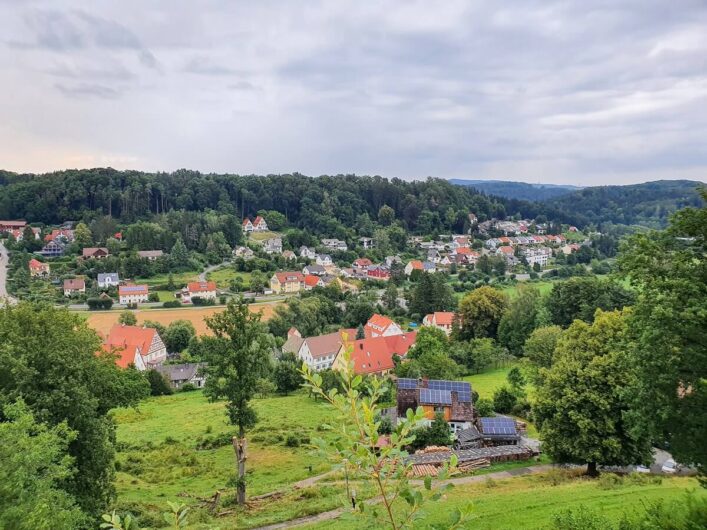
xmin=396 ymin=378 xmax=418 ymax=389
xmin=419 ymin=388 xmax=451 ymax=405
xmin=456 ymin=391 xmax=472 ymax=403
xmin=428 ymin=380 xmax=471 ymax=393
xmin=479 ymin=417 xmax=517 ymax=436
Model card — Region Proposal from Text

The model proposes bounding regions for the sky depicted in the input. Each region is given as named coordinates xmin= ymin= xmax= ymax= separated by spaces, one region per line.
xmin=1 ymin=0 xmax=706 ymax=185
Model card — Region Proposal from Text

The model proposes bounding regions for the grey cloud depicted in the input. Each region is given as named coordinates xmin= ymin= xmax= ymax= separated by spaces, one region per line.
xmin=54 ymin=82 xmax=122 ymax=99
xmin=183 ymin=57 xmax=244 ymax=76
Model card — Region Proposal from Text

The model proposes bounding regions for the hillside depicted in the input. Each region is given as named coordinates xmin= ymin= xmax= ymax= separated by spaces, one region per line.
xmin=450 ymin=179 xmax=581 ymax=201
xmin=543 ymin=179 xmax=704 ymax=228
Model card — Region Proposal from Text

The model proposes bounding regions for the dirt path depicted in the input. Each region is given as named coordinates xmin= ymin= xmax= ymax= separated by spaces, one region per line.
xmin=253 ymin=464 xmax=552 ymax=530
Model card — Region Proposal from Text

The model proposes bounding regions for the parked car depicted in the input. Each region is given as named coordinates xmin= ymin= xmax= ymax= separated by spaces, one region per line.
xmin=634 ymin=465 xmax=650 ymax=474
xmin=661 ymin=459 xmax=678 ymax=474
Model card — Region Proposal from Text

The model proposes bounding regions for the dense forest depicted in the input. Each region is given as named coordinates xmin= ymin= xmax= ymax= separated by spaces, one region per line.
xmin=451 ymin=179 xmax=581 ymax=201
xmin=0 ymin=169 xmax=569 ymax=233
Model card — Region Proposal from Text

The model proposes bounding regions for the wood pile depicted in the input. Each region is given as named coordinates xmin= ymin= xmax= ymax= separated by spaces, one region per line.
xmin=515 ymin=420 xmax=527 ymax=434
xmin=410 ymin=463 xmax=440 ymax=477
xmin=457 ymin=458 xmax=490 ymax=473
xmin=415 ymin=446 xmax=451 ymax=454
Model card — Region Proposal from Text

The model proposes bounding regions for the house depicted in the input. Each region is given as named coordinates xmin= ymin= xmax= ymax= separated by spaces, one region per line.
xmin=353 ymin=258 xmax=373 ymax=275
xmin=302 ymin=264 xmax=326 ymax=276
xmin=385 ymin=255 xmax=402 ymax=267
xmin=422 ymin=261 xmax=437 ymax=273
xmin=453 ymin=235 xmax=470 ymax=248
xmin=82 ymin=247 xmax=110 ymax=259
xmin=233 ymin=246 xmax=255 ymax=260
xmin=185 ymin=281 xmax=217 ymax=303
xmin=321 ymin=238 xmax=347 ymax=251
xmin=0 ymin=220 xmax=27 ymax=232
xmin=338 ymin=331 xmax=417 ymax=375
xmin=364 ymin=313 xmax=403 ymax=338
xmin=359 ymin=237 xmax=374 ymax=249
xmin=39 ymin=239 xmax=66 ymax=257
xmin=105 ymin=324 xmax=167 ymax=366
xmin=270 ymin=271 xmax=305 ymax=294
xmin=282 ymin=250 xmax=296 ymax=260
xmin=426 ymin=249 xmax=441 ymax=263
xmin=252 ymin=216 xmax=268 ymax=231
xmin=404 ymin=260 xmax=423 ymax=276
xmin=156 ymin=363 xmax=207 ymax=389
xmin=63 ymin=278 xmax=85 ymax=297
xmin=561 ymin=243 xmax=581 ymax=255
xmin=263 ymin=237 xmax=283 ymax=254
xmin=423 ymin=312 xmax=456 ymax=335
xmin=304 ymin=274 xmax=323 ymax=290
xmin=10 ymin=227 xmax=40 ymax=241
xmin=315 ymin=254 xmax=333 ymax=266
xmin=44 ymin=229 xmax=75 ymax=243
xmin=496 ymin=246 xmax=516 ymax=264
xmin=97 ymin=273 xmax=120 ymax=288
xmin=101 ymin=343 xmax=146 ymax=371
xmin=366 ymin=265 xmax=390 ymax=281
xmin=119 ymin=285 xmax=149 ymax=305
xmin=282 ymin=328 xmax=304 ymax=356
xmin=396 ymin=378 xmax=474 ymax=433
xmin=522 ymin=246 xmax=552 ymax=267
xmin=137 ymin=250 xmax=164 ymax=261
xmin=114 ymin=232 xmax=123 ymax=240
xmin=28 ymin=258 xmax=50 ymax=278
xmin=296 ymin=330 xmax=348 ymax=371
xmin=242 ymin=218 xmax=254 ymax=232
xmin=299 ymin=246 xmax=316 ymax=259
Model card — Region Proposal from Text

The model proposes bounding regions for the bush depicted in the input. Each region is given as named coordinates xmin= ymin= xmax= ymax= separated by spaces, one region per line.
xmin=163 ymin=300 xmax=182 ymax=308
xmin=475 ymin=397 xmax=495 ymax=417
xmin=191 ymin=296 xmax=215 ymax=306
xmin=146 ymin=369 xmax=173 ymax=396
xmin=180 ymin=383 xmax=197 ymax=392
xmin=597 ymin=473 xmax=624 ymax=490
xmin=219 ymin=294 xmax=227 ymax=304
xmin=492 ymin=386 xmax=518 ymax=414
xmin=378 ymin=415 xmax=393 ymax=435
xmin=148 ymin=292 xmax=159 ymax=302
xmin=285 ymin=435 xmax=300 ymax=447
xmin=551 ymin=505 xmax=611 ymax=529
xmin=87 ymin=297 xmax=113 ymax=310
xmin=511 ymin=398 xmax=532 ymax=419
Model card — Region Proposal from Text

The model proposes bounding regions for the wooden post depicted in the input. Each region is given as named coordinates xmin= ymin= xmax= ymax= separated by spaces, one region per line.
xmin=233 ymin=435 xmax=248 ymax=504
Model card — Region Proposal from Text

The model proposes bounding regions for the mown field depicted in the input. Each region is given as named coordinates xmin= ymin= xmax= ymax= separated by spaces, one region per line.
xmin=464 ymin=365 xmax=515 ymax=399
xmin=307 ymin=474 xmax=704 ymax=529
xmin=206 ymin=266 xmax=252 ymax=288
xmin=84 ymin=301 xmax=281 ymax=335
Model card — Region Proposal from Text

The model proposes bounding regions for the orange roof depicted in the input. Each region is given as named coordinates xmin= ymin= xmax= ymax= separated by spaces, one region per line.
xmin=101 ymin=343 xmax=141 ymax=369
xmin=105 ymin=325 xmax=156 ymax=357
xmin=456 ymin=247 xmax=472 ymax=255
xmin=407 ymin=260 xmax=423 ymax=270
xmin=498 ymin=246 xmax=515 ymax=254
xmin=348 ymin=331 xmax=417 ymax=374
xmin=499 ymin=237 xmax=511 ymax=243
xmin=429 ymin=312 xmax=455 ymax=326
xmin=29 ymin=258 xmax=46 ymax=270
xmin=367 ymin=313 xmax=395 ymax=330
xmin=274 ymin=271 xmax=305 ymax=284
xmin=242 ymin=218 xmax=252 ymax=226
xmin=304 ymin=275 xmax=321 ymax=287
xmin=353 ymin=258 xmax=373 ymax=267
xmin=254 ymin=215 xmax=265 ymax=225
xmin=188 ymin=281 xmax=216 ymax=293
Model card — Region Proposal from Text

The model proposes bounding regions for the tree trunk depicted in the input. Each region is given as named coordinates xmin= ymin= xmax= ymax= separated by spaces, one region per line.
xmin=586 ymin=461 xmax=598 ymax=476
xmin=233 ymin=430 xmax=247 ymax=505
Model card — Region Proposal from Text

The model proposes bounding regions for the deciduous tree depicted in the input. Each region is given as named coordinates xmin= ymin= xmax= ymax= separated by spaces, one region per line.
xmin=457 ymin=286 xmax=507 ymax=339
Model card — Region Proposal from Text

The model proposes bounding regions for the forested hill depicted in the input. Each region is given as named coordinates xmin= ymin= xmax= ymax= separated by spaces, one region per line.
xmin=542 ymin=180 xmax=704 ymax=228
xmin=0 ymin=169 xmax=553 ymax=234
xmin=450 ymin=179 xmax=581 ymax=201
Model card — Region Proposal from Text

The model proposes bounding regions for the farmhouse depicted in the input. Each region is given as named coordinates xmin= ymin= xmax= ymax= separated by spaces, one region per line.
xmin=338 ymin=331 xmax=417 ymax=375
xmin=63 ymin=278 xmax=85 ymax=297
xmin=137 ymin=250 xmax=164 ymax=261
xmin=185 ymin=281 xmax=217 ymax=303
xmin=28 ymin=258 xmax=50 ymax=278
xmin=364 ymin=313 xmax=403 ymax=338
xmin=295 ymin=329 xmax=348 ymax=371
xmin=156 ymin=363 xmax=207 ymax=389
xmin=105 ymin=324 xmax=167 ymax=366
xmin=101 ymin=343 xmax=146 ymax=371
xmin=0 ymin=220 xmax=27 ymax=232
xmin=396 ymin=378 xmax=474 ymax=433
xmin=97 ymin=273 xmax=120 ymax=288
xmin=119 ymin=285 xmax=149 ymax=305
xmin=263 ymin=237 xmax=283 ymax=254
xmin=270 ymin=271 xmax=305 ymax=294
xmin=82 ymin=247 xmax=110 ymax=259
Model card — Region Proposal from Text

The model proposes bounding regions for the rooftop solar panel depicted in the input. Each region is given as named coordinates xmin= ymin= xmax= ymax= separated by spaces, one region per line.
xmin=396 ymin=378 xmax=418 ymax=389
xmin=419 ymin=388 xmax=452 ymax=405
xmin=456 ymin=391 xmax=472 ymax=403
xmin=428 ymin=380 xmax=471 ymax=393
xmin=479 ymin=417 xmax=518 ymax=436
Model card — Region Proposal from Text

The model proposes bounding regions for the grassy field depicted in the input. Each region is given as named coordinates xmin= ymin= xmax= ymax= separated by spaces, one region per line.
xmin=464 ymin=365 xmax=514 ymax=399
xmin=307 ymin=474 xmax=704 ymax=529
xmin=134 ymin=271 xmax=200 ymax=288
xmin=206 ymin=266 xmax=252 ymax=289
xmin=84 ymin=301 xmax=281 ymax=335
xmin=248 ymin=230 xmax=281 ymax=242
xmin=499 ymin=279 xmax=555 ymax=298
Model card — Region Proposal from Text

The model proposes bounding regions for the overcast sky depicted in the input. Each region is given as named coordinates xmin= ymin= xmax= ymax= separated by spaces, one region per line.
xmin=1 ymin=1 xmax=706 ymax=185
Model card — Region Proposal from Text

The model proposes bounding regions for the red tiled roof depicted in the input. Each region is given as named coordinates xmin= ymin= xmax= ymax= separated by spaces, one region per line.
xmin=456 ymin=247 xmax=472 ymax=255
xmin=29 ymin=258 xmax=46 ymax=270
xmin=427 ymin=312 xmax=455 ymax=326
xmin=188 ymin=281 xmax=216 ymax=293
xmin=498 ymin=237 xmax=511 ymax=243
xmin=105 ymin=325 xmax=156 ymax=357
xmin=353 ymin=258 xmax=373 ymax=267
xmin=242 ymin=218 xmax=252 ymax=226
xmin=348 ymin=331 xmax=417 ymax=374
xmin=274 ymin=271 xmax=305 ymax=284
xmin=498 ymin=246 xmax=515 ymax=254
xmin=304 ymin=275 xmax=321 ymax=287
xmin=254 ymin=215 xmax=266 ymax=225
xmin=101 ymin=343 xmax=141 ymax=369
xmin=407 ymin=260 xmax=423 ymax=270
xmin=64 ymin=278 xmax=85 ymax=290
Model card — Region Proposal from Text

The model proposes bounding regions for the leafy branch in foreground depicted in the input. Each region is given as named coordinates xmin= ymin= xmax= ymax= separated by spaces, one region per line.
xmin=301 ymin=345 xmax=472 ymax=530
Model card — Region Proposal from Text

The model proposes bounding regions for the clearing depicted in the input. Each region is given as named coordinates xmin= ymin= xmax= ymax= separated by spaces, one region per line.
xmin=85 ymin=301 xmax=281 ymax=335
xmin=464 ymin=365 xmax=515 ymax=399
xmin=206 ymin=266 xmax=252 ymax=289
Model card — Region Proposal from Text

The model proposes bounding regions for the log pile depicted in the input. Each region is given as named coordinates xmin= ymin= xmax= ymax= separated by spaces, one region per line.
xmin=415 ymin=445 xmax=450 ymax=454
xmin=411 ymin=463 xmax=440 ymax=477
xmin=457 ymin=458 xmax=490 ymax=473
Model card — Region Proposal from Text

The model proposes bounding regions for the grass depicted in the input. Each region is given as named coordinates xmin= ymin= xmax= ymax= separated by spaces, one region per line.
xmin=112 ymin=390 xmax=341 ymax=525
xmin=134 ymin=271 xmax=199 ymax=288
xmin=206 ymin=266 xmax=252 ymax=289
xmin=499 ymin=279 xmax=555 ymax=298
xmin=248 ymin=230 xmax=281 ymax=242
xmin=463 ymin=365 xmax=514 ymax=399
xmin=306 ymin=474 xmax=704 ymax=529
xmin=154 ymin=289 xmax=176 ymax=302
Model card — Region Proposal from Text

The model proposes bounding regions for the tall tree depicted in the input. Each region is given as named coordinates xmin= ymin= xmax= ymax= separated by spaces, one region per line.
xmin=203 ymin=299 xmax=274 ymax=505
xmin=382 ymin=283 xmax=398 ymax=311
xmin=0 ymin=303 xmax=149 ymax=515
xmin=618 ymin=191 xmax=707 ymax=472
xmin=523 ymin=325 xmax=563 ymax=385
xmin=169 ymin=236 xmax=190 ymax=270
xmin=74 ymin=222 xmax=93 ymax=248
xmin=457 ymin=286 xmax=507 ymax=340
xmin=546 ymin=277 xmax=634 ymax=327
xmin=534 ymin=309 xmax=651 ymax=475
xmin=497 ymin=285 xmax=544 ymax=355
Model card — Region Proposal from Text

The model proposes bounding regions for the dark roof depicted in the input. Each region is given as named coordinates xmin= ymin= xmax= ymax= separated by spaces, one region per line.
xmin=155 ymin=363 xmax=206 ymax=382
xmin=456 ymin=425 xmax=482 ymax=444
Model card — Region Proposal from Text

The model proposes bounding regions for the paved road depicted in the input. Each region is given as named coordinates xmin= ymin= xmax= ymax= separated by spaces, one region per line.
xmin=0 ymin=242 xmax=17 ymax=306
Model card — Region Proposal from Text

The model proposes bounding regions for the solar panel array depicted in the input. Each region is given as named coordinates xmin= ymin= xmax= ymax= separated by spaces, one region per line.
xmin=121 ymin=285 xmax=146 ymax=292
xmin=428 ymin=380 xmax=471 ymax=393
xmin=396 ymin=378 xmax=418 ymax=389
xmin=419 ymin=388 xmax=452 ymax=405
xmin=479 ymin=417 xmax=517 ymax=436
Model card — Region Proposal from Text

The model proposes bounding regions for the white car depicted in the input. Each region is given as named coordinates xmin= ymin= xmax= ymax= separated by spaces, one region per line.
xmin=634 ymin=465 xmax=650 ymax=474
xmin=661 ymin=459 xmax=678 ymax=474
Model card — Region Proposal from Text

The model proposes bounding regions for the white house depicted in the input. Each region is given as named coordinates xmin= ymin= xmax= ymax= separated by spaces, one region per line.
xmin=315 ymin=254 xmax=333 ymax=266
xmin=299 ymin=246 xmax=316 ymax=259
xmin=97 ymin=273 xmax=120 ymax=289
xmin=119 ymin=285 xmax=149 ymax=305
xmin=184 ymin=281 xmax=217 ymax=303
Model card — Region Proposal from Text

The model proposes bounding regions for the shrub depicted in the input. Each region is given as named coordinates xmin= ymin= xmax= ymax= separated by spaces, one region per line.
xmin=180 ymin=383 xmax=197 ymax=392
xmin=163 ymin=300 xmax=182 ymax=308
xmin=191 ymin=296 xmax=215 ymax=306
xmin=378 ymin=415 xmax=393 ymax=435
xmin=551 ymin=505 xmax=611 ymax=530
xmin=597 ymin=473 xmax=623 ymax=490
xmin=146 ymin=369 xmax=173 ymax=396
xmin=475 ymin=397 xmax=495 ymax=417
xmin=148 ymin=292 xmax=159 ymax=302
xmin=87 ymin=297 xmax=113 ymax=310
xmin=492 ymin=386 xmax=518 ymax=414
xmin=285 ymin=435 xmax=300 ymax=447
xmin=511 ymin=399 xmax=532 ymax=419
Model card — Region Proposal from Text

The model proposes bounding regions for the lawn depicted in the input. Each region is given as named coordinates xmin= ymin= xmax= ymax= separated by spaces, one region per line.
xmin=134 ymin=271 xmax=199 ymax=288
xmin=248 ymin=230 xmax=281 ymax=242
xmin=206 ymin=266 xmax=252 ymax=289
xmin=499 ymin=279 xmax=555 ymax=298
xmin=111 ymin=390 xmax=344 ymax=526
xmin=307 ymin=474 xmax=704 ymax=529
xmin=463 ymin=365 xmax=514 ymax=399
xmin=154 ymin=289 xmax=176 ymax=302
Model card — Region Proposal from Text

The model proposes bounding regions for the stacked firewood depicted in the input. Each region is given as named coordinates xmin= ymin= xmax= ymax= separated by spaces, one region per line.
xmin=457 ymin=458 xmax=490 ymax=473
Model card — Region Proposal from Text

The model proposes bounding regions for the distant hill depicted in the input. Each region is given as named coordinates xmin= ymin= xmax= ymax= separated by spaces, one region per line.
xmin=542 ymin=180 xmax=704 ymax=228
xmin=450 ymin=179 xmax=582 ymax=201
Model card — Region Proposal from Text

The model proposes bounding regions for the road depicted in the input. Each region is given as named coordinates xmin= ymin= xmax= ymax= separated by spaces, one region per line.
xmin=0 ymin=242 xmax=17 ymax=306
xmin=198 ymin=261 xmax=227 ymax=282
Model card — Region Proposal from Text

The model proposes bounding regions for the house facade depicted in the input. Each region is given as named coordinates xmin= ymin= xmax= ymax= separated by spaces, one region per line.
xmin=105 ymin=324 xmax=167 ymax=366
xmin=337 ymin=331 xmax=417 ymax=375
xmin=263 ymin=238 xmax=283 ymax=254
xmin=156 ymin=363 xmax=207 ymax=389
xmin=270 ymin=271 xmax=305 ymax=294
xmin=63 ymin=278 xmax=85 ymax=297
xmin=28 ymin=258 xmax=50 ymax=278
xmin=396 ymin=378 xmax=474 ymax=433
xmin=119 ymin=285 xmax=149 ymax=305
xmin=137 ymin=250 xmax=164 ymax=261
xmin=40 ymin=239 xmax=66 ymax=257
xmin=82 ymin=247 xmax=110 ymax=259
xmin=296 ymin=330 xmax=348 ymax=371
xmin=423 ymin=312 xmax=455 ymax=335
xmin=97 ymin=273 xmax=120 ymax=288
xmin=364 ymin=314 xmax=403 ymax=338
xmin=185 ymin=281 xmax=217 ymax=302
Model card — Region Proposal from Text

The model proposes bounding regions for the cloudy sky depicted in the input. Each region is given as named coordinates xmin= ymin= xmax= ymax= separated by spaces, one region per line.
xmin=1 ymin=0 xmax=706 ymax=185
